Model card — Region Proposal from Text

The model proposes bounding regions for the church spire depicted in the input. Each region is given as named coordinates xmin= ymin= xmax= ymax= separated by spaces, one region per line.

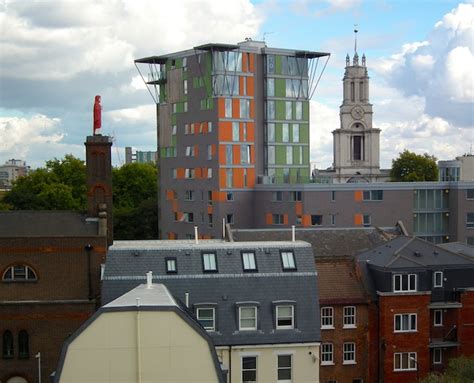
xmin=353 ymin=25 xmax=359 ymax=66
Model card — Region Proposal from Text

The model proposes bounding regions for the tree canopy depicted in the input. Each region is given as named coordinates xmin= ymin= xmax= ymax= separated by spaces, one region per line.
xmin=0 ymin=155 xmax=158 ymax=240
xmin=421 ymin=356 xmax=474 ymax=383
xmin=390 ymin=150 xmax=438 ymax=182
xmin=1 ymin=155 xmax=86 ymax=211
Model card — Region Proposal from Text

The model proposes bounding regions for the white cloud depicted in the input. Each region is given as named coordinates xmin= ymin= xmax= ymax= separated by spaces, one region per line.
xmin=106 ymin=105 xmax=155 ymax=124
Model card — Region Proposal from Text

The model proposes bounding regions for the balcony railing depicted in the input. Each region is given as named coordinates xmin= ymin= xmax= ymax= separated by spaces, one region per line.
xmin=431 ymin=289 xmax=461 ymax=303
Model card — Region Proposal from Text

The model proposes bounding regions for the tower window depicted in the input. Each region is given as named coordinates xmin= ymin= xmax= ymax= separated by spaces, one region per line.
xmin=353 ymin=136 xmax=362 ymax=161
xmin=2 ymin=330 xmax=13 ymax=358
xmin=351 ymin=81 xmax=355 ymax=102
xmin=18 ymin=330 xmax=29 ymax=359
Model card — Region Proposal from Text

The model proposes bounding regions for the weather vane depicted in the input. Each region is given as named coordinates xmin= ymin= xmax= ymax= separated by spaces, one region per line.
xmin=354 ymin=24 xmax=359 ymax=54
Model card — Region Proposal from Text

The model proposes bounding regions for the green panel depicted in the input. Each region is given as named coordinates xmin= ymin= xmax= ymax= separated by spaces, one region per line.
xmin=275 ymin=78 xmax=286 ymax=97
xmin=171 ymin=114 xmax=177 ymax=125
xmin=303 ymin=146 xmax=309 ymax=164
xmin=275 ymin=55 xmax=282 ymax=75
xmin=275 ymin=168 xmax=284 ymax=184
xmin=300 ymin=124 xmax=309 ymax=143
xmin=275 ymin=100 xmax=286 ymax=120
xmin=303 ymin=101 xmax=309 ymax=120
xmin=193 ymin=77 xmax=199 ymax=88
xmin=160 ymin=148 xmax=167 ymax=157
xmin=276 ymin=146 xmax=286 ymax=165
xmin=176 ymin=102 xmax=184 ymax=113
xmin=275 ymin=123 xmax=282 ymax=142
xmin=182 ymin=71 xmax=188 ymax=80
xmin=176 ymin=58 xmax=183 ymax=68
xmin=208 ymin=98 xmax=214 ymax=110
xmin=171 ymin=136 xmax=177 ymax=146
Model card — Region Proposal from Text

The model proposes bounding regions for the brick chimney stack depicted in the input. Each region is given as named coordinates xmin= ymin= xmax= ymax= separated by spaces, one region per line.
xmin=85 ymin=135 xmax=113 ymax=246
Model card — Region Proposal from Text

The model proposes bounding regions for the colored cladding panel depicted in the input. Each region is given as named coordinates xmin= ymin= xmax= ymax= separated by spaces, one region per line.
xmin=283 ymin=214 xmax=288 ymax=225
xmin=303 ymin=101 xmax=310 ymax=120
xmin=167 ymin=232 xmax=177 ymax=240
xmin=249 ymin=99 xmax=255 ymax=119
xmin=248 ymin=53 xmax=255 ymax=72
xmin=295 ymin=202 xmax=303 ymax=215
xmin=302 ymin=215 xmax=311 ymax=227
xmin=172 ymin=199 xmax=178 ymax=212
xmin=219 ymin=169 xmax=226 ymax=189
xmin=276 ymin=146 xmax=286 ymax=165
xmin=195 ymin=168 xmax=202 ymax=178
xmin=247 ymin=168 xmax=256 ymax=188
xmin=232 ymin=99 xmax=240 ymax=119
xmin=266 ymin=213 xmax=272 ymax=225
xmin=275 ymin=123 xmax=282 ymax=142
xmin=247 ymin=122 xmax=255 ymax=142
xmin=211 ymin=144 xmax=217 ymax=156
xmin=275 ymin=78 xmax=286 ymax=97
xmin=218 ymin=98 xmax=225 ymax=118
xmin=242 ymin=53 xmax=248 ymax=72
xmin=207 ymin=205 xmax=213 ymax=214
xmin=166 ymin=190 xmax=174 ymax=200
xmin=239 ymin=77 xmax=245 ymax=96
xmin=354 ymin=190 xmax=363 ymax=201
xmin=219 ymin=122 xmax=233 ymax=142
xmin=300 ymin=124 xmax=309 ymax=142
xmin=234 ymin=168 xmax=244 ymax=188
xmin=194 ymin=145 xmax=199 ymax=158
xmin=354 ymin=214 xmax=363 ymax=226
xmin=247 ymin=76 xmax=254 ymax=97
xmin=177 ymin=168 xmax=185 ymax=179
xmin=275 ymin=100 xmax=286 ymax=120
xmin=275 ymin=55 xmax=282 ymax=74
xmin=233 ymin=145 xmax=240 ymax=165
xmin=218 ymin=145 xmax=227 ymax=165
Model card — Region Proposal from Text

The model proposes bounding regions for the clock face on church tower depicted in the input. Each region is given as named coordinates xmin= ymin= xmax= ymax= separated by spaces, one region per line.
xmin=351 ymin=106 xmax=365 ymax=120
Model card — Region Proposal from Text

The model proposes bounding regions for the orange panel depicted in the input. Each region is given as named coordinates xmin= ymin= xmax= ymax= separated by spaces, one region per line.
xmin=195 ymin=168 xmax=202 ymax=178
xmin=248 ymin=53 xmax=255 ymax=72
xmin=217 ymin=97 xmax=225 ymax=118
xmin=177 ymin=168 xmax=185 ymax=179
xmin=249 ymin=99 xmax=254 ymax=119
xmin=242 ymin=53 xmax=248 ymax=72
xmin=240 ymin=77 xmax=245 ymax=96
xmin=295 ymin=201 xmax=303 ymax=215
xmin=283 ymin=214 xmax=289 ymax=225
xmin=247 ymin=121 xmax=255 ymax=142
xmin=211 ymin=144 xmax=217 ymax=156
xmin=203 ymin=122 xmax=208 ymax=134
xmin=219 ymin=121 xmax=232 ymax=141
xmin=232 ymin=98 xmax=240 ymax=119
xmin=233 ymin=145 xmax=240 ymax=165
xmin=234 ymin=168 xmax=244 ymax=188
xmin=219 ymin=169 xmax=226 ymax=189
xmin=219 ymin=191 xmax=227 ymax=201
xmin=207 ymin=205 xmax=213 ymax=214
xmin=194 ymin=123 xmax=199 ymax=135
xmin=219 ymin=145 xmax=226 ymax=165
xmin=166 ymin=190 xmax=174 ymax=200
xmin=354 ymin=190 xmax=363 ymax=201
xmin=354 ymin=214 xmax=363 ymax=226
xmin=171 ymin=199 xmax=178 ymax=212
xmin=302 ymin=215 xmax=311 ymax=227
xmin=177 ymin=212 xmax=183 ymax=221
xmin=194 ymin=144 xmax=199 ymax=158
xmin=247 ymin=75 xmax=254 ymax=96
xmin=266 ymin=213 xmax=272 ymax=225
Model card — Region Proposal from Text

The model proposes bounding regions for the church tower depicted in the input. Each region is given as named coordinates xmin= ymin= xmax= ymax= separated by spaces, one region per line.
xmin=333 ymin=27 xmax=381 ymax=182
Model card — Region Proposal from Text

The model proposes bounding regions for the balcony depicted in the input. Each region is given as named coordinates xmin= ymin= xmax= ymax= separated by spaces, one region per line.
xmin=146 ymin=71 xmax=167 ymax=85
xmin=429 ymin=289 xmax=462 ymax=308
xmin=430 ymin=325 xmax=458 ymax=348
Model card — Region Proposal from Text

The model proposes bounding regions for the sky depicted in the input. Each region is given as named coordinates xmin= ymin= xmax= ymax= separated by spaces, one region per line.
xmin=0 ymin=0 xmax=473 ymax=169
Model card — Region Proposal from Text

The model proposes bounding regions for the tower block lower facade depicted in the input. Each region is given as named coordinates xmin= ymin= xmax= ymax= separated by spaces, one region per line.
xmin=85 ymin=135 xmax=113 ymax=246
xmin=333 ymin=53 xmax=381 ymax=182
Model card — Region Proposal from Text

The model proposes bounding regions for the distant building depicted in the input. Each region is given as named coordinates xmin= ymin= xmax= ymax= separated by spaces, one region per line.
xmin=124 ymin=147 xmax=157 ymax=164
xmin=54 ymin=282 xmax=225 ymax=382
xmin=102 ymin=239 xmax=321 ymax=383
xmin=0 ymin=159 xmax=30 ymax=189
xmin=439 ymin=154 xmax=474 ymax=182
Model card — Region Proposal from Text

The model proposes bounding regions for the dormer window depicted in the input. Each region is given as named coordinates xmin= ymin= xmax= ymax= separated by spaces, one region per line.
xmin=2 ymin=265 xmax=37 ymax=282
xmin=433 ymin=271 xmax=443 ymax=288
xmin=165 ymin=258 xmax=177 ymax=274
xmin=393 ymin=273 xmax=417 ymax=292
xmin=242 ymin=251 xmax=257 ymax=272
xmin=281 ymin=251 xmax=296 ymax=271
xmin=202 ymin=253 xmax=217 ymax=272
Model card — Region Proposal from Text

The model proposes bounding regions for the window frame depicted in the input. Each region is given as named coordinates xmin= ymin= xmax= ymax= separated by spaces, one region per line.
xmin=18 ymin=330 xmax=29 ymax=359
xmin=239 ymin=306 xmax=258 ymax=331
xmin=466 ymin=212 xmax=474 ymax=228
xmin=276 ymin=305 xmax=294 ymax=330
xmin=321 ymin=343 xmax=334 ymax=365
xmin=2 ymin=265 xmax=37 ymax=282
xmin=277 ymin=354 xmax=292 ymax=383
xmin=393 ymin=273 xmax=417 ymax=292
xmin=2 ymin=330 xmax=13 ymax=359
xmin=165 ymin=257 xmax=177 ymax=274
xmin=394 ymin=352 xmax=417 ymax=371
xmin=196 ymin=307 xmax=216 ymax=332
xmin=433 ymin=271 xmax=443 ymax=288
xmin=433 ymin=348 xmax=442 ymax=365
xmin=242 ymin=355 xmax=257 ymax=383
xmin=434 ymin=309 xmax=443 ymax=327
xmin=241 ymin=251 xmax=257 ymax=272
xmin=280 ymin=250 xmax=296 ymax=271
xmin=321 ymin=306 xmax=334 ymax=329
xmin=202 ymin=252 xmax=218 ymax=273
xmin=343 ymin=306 xmax=356 ymax=328
xmin=343 ymin=342 xmax=356 ymax=365
xmin=394 ymin=313 xmax=417 ymax=332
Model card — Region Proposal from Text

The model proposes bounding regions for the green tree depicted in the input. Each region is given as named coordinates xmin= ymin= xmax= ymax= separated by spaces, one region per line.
xmin=112 ymin=162 xmax=158 ymax=240
xmin=390 ymin=150 xmax=438 ymax=182
xmin=2 ymin=155 xmax=86 ymax=211
xmin=421 ymin=356 xmax=474 ymax=383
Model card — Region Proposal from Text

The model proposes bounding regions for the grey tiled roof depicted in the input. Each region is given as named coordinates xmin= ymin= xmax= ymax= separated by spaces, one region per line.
xmin=102 ymin=240 xmax=320 ymax=346
xmin=0 ymin=211 xmax=98 ymax=237
xmin=231 ymin=227 xmax=400 ymax=257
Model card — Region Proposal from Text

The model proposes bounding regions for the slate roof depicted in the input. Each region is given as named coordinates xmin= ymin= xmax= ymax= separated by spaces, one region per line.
xmin=316 ymin=258 xmax=367 ymax=304
xmin=438 ymin=242 xmax=474 ymax=258
xmin=102 ymin=239 xmax=320 ymax=346
xmin=231 ymin=227 xmax=401 ymax=258
xmin=357 ymin=236 xmax=474 ymax=269
xmin=0 ymin=211 xmax=98 ymax=237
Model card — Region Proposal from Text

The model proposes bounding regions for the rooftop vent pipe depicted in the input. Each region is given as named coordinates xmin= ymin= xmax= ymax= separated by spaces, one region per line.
xmin=292 ymin=225 xmax=296 ymax=242
xmin=194 ymin=226 xmax=199 ymax=244
xmin=146 ymin=271 xmax=153 ymax=288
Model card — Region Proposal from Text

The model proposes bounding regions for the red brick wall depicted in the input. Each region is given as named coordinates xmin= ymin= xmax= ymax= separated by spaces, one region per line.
xmin=319 ymin=302 xmax=369 ymax=383
xmin=379 ymin=293 xmax=431 ymax=383
xmin=458 ymin=290 xmax=474 ymax=356
xmin=0 ymin=235 xmax=106 ymax=381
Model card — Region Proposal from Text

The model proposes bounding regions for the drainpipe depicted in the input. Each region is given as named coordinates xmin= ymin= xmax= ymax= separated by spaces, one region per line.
xmin=292 ymin=225 xmax=295 ymax=242
xmin=84 ymin=244 xmax=93 ymax=300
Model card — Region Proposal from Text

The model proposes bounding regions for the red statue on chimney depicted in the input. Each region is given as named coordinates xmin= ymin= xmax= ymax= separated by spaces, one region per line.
xmin=93 ymin=95 xmax=102 ymax=135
